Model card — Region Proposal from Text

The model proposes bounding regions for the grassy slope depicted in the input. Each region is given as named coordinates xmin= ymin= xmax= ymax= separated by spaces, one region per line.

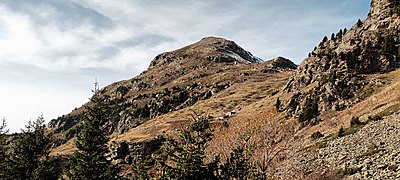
xmin=51 ymin=68 xmax=400 ymax=174
xmin=51 ymin=63 xmax=293 ymax=155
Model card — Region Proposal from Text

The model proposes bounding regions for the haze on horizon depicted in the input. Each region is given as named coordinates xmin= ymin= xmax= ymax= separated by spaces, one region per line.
xmin=0 ymin=0 xmax=370 ymax=132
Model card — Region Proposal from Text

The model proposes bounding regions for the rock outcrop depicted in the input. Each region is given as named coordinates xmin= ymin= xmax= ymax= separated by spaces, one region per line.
xmin=284 ymin=0 xmax=400 ymax=120
xmin=281 ymin=112 xmax=400 ymax=179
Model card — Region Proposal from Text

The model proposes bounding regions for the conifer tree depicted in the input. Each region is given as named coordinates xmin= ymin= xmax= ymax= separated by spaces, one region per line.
xmin=299 ymin=96 xmax=319 ymax=124
xmin=357 ymin=19 xmax=363 ymax=27
xmin=337 ymin=29 xmax=343 ymax=38
xmin=67 ymin=94 xmax=120 ymax=179
xmin=155 ymin=114 xmax=218 ymax=179
xmin=322 ymin=36 xmax=328 ymax=43
xmin=331 ymin=33 xmax=336 ymax=40
xmin=219 ymin=144 xmax=256 ymax=179
xmin=131 ymin=153 xmax=151 ymax=180
xmin=0 ymin=118 xmax=9 ymax=177
xmin=9 ymin=115 xmax=55 ymax=179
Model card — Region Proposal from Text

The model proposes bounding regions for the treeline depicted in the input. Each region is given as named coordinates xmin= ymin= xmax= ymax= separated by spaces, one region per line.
xmin=0 ymin=94 xmax=269 ymax=179
xmin=145 ymin=114 xmax=261 ymax=180
xmin=0 ymin=116 xmax=57 ymax=179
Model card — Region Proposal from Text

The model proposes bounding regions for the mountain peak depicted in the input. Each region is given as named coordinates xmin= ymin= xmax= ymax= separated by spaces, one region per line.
xmin=148 ymin=37 xmax=261 ymax=69
xmin=198 ymin=36 xmax=232 ymax=43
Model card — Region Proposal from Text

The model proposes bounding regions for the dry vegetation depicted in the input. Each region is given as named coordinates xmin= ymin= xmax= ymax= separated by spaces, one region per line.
xmin=51 ymin=66 xmax=400 ymax=180
xmin=110 ymin=70 xmax=292 ymax=143
xmin=290 ymin=69 xmax=400 ymax=146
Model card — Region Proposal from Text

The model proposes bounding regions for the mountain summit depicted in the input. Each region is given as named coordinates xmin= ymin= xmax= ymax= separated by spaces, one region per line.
xmin=149 ymin=37 xmax=261 ymax=69
xmin=49 ymin=37 xmax=294 ymax=141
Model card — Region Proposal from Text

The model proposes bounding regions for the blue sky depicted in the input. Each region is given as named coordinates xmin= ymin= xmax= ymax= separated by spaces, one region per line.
xmin=0 ymin=0 xmax=370 ymax=132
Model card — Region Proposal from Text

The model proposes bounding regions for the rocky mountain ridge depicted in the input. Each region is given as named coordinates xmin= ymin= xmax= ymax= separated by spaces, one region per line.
xmin=284 ymin=0 xmax=399 ymax=121
xmin=273 ymin=0 xmax=400 ymax=178
xmin=48 ymin=37 xmax=296 ymax=143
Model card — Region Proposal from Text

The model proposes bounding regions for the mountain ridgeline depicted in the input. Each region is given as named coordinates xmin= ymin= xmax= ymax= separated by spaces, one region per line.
xmin=48 ymin=37 xmax=297 ymax=140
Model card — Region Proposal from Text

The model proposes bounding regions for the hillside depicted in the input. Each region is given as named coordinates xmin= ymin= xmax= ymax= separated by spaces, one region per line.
xmin=285 ymin=0 xmax=400 ymax=117
xmin=49 ymin=37 xmax=297 ymax=154
xmin=275 ymin=0 xmax=400 ymax=178
xmin=45 ymin=0 xmax=400 ymax=179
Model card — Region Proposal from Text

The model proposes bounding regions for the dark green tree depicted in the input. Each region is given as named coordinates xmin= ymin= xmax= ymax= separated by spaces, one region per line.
xmin=132 ymin=161 xmax=150 ymax=180
xmin=331 ymin=33 xmax=336 ymax=40
xmin=322 ymin=36 xmax=328 ymax=43
xmin=155 ymin=114 xmax=218 ymax=180
xmin=9 ymin=115 xmax=56 ymax=179
xmin=219 ymin=144 xmax=256 ymax=179
xmin=131 ymin=154 xmax=151 ymax=180
xmin=150 ymin=113 xmax=264 ymax=179
xmin=337 ymin=29 xmax=343 ymax=38
xmin=357 ymin=19 xmax=363 ymax=27
xmin=67 ymin=94 xmax=118 ymax=179
xmin=299 ymin=96 xmax=319 ymax=124
xmin=0 ymin=118 xmax=9 ymax=177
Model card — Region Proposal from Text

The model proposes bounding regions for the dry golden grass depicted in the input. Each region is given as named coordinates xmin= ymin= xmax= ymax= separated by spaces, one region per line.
xmin=51 ymin=63 xmax=293 ymax=156
xmin=111 ymin=70 xmax=292 ymax=143
xmin=52 ymin=68 xmax=400 ymax=173
xmin=294 ymin=69 xmax=400 ymax=147
xmin=50 ymin=138 xmax=77 ymax=156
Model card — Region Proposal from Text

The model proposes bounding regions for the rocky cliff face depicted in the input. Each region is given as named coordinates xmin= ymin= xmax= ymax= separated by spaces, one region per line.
xmin=48 ymin=37 xmax=296 ymax=142
xmin=284 ymin=0 xmax=400 ymax=120
xmin=370 ymin=0 xmax=400 ymax=20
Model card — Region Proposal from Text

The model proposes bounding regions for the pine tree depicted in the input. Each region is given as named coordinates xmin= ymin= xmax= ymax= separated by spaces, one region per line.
xmin=9 ymin=115 xmax=56 ymax=179
xmin=322 ymin=36 xmax=328 ymax=43
xmin=155 ymin=114 xmax=218 ymax=179
xmin=357 ymin=19 xmax=363 ymax=27
xmin=67 ymin=94 xmax=118 ymax=179
xmin=219 ymin=144 xmax=256 ymax=179
xmin=331 ymin=33 xmax=336 ymax=40
xmin=299 ymin=96 xmax=319 ymax=124
xmin=0 ymin=118 xmax=9 ymax=177
xmin=131 ymin=154 xmax=151 ymax=180
xmin=337 ymin=29 xmax=343 ymax=38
